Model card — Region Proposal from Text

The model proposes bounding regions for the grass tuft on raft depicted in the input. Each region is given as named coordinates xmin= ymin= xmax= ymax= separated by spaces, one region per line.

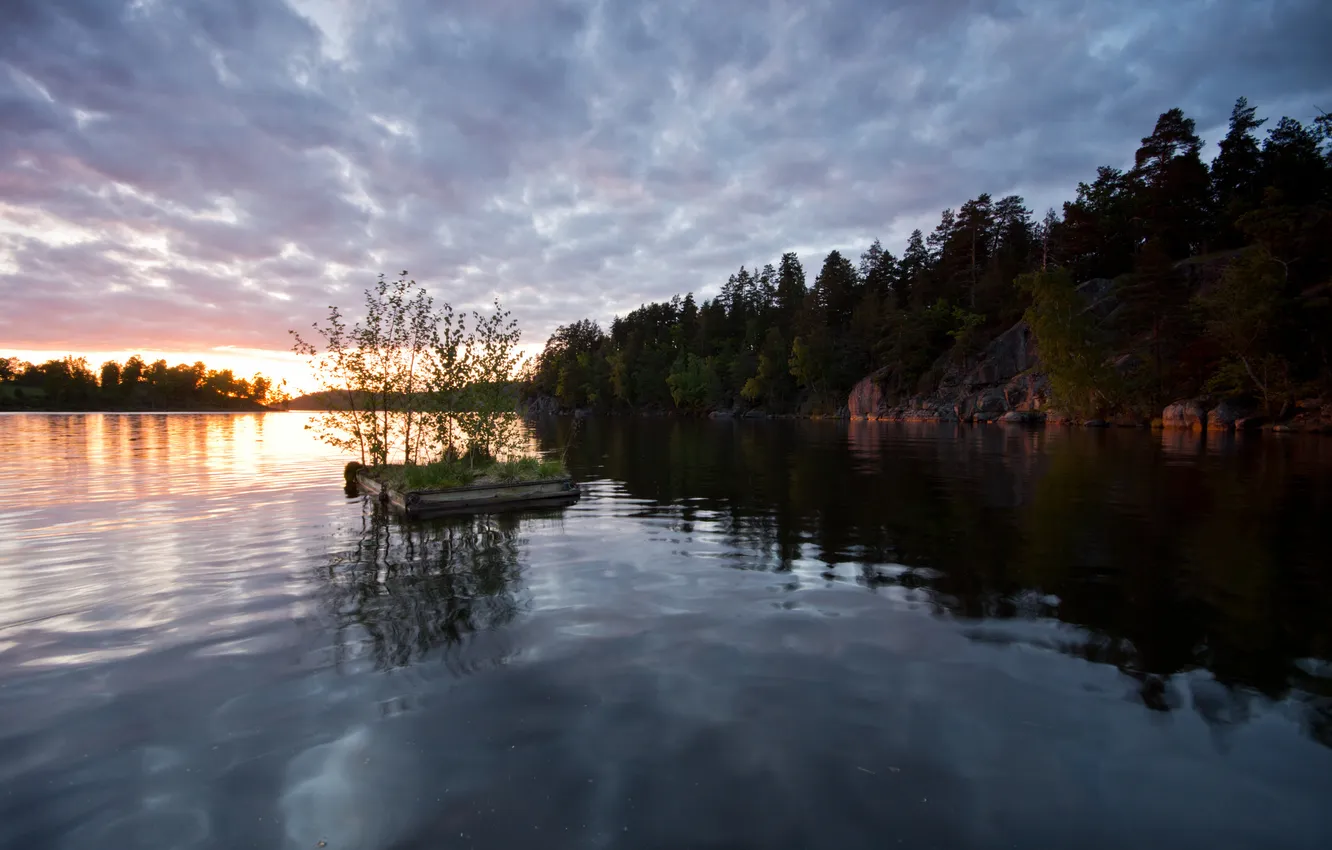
xmin=366 ymin=456 xmax=567 ymax=491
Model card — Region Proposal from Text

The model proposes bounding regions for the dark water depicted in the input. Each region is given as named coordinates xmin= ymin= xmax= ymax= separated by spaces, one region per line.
xmin=2 ymin=413 xmax=1330 ymax=850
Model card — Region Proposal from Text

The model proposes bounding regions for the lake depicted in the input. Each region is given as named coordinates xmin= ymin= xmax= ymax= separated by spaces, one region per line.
xmin=1 ymin=412 xmax=1330 ymax=849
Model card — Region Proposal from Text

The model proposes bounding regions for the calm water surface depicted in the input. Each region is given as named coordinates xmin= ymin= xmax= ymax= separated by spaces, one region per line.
xmin=1 ymin=413 xmax=1330 ymax=849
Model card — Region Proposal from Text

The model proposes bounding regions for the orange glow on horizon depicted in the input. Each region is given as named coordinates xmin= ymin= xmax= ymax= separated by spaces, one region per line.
xmin=7 ymin=341 xmax=549 ymax=397
xmin=6 ymin=347 xmax=318 ymax=396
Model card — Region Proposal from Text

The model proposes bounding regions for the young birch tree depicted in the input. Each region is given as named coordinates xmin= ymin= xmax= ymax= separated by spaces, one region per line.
xmin=292 ymin=272 xmax=438 ymax=466
xmin=456 ymin=300 xmax=527 ymax=463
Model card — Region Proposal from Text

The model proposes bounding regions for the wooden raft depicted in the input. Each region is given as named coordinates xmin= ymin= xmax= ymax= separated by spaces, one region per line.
xmin=356 ymin=473 xmax=581 ymax=519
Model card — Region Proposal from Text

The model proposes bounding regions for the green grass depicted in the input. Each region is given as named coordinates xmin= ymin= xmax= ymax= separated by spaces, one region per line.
xmin=368 ymin=455 xmax=567 ymax=491
xmin=492 ymin=456 xmax=567 ymax=482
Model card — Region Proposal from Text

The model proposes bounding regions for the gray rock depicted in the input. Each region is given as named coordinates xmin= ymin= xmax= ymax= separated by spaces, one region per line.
xmin=1162 ymin=400 xmax=1208 ymax=430
xmin=858 ymin=318 xmax=1045 ymax=422
xmin=847 ymin=373 xmax=886 ymax=418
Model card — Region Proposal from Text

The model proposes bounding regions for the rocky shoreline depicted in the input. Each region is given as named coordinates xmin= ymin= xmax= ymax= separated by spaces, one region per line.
xmin=526 ymin=393 xmax=1332 ymax=432
xmin=844 ymin=294 xmax=1332 ymax=433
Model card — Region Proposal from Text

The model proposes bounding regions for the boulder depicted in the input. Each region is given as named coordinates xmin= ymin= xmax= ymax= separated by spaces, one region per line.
xmin=1162 ymin=400 xmax=1208 ymax=430
xmin=1005 ymin=373 xmax=1051 ymax=412
xmin=847 ymin=373 xmax=887 ymax=418
xmin=1234 ymin=416 xmax=1266 ymax=430
xmin=999 ymin=410 xmax=1043 ymax=424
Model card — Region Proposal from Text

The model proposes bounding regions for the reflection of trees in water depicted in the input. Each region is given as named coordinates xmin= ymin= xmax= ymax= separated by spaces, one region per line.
xmin=533 ymin=416 xmax=1332 ymax=746
xmin=318 ymin=508 xmax=528 ymax=672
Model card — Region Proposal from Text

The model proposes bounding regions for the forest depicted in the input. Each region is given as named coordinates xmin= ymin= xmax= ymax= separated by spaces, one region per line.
xmin=0 ymin=354 xmax=285 ymax=411
xmin=528 ymin=98 xmax=1332 ymax=420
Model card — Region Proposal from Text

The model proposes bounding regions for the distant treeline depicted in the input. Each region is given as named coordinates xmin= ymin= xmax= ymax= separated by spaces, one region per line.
xmin=286 ymin=383 xmax=519 ymax=411
xmin=528 ymin=98 xmax=1332 ymax=417
xmin=0 ymin=355 xmax=287 ymax=411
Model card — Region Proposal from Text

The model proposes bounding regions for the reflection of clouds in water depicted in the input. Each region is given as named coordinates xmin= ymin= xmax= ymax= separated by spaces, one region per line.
xmin=280 ymin=725 xmax=418 ymax=850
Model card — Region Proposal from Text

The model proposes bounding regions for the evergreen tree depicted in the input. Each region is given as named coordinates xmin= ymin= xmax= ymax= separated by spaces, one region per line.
xmin=1210 ymin=97 xmax=1267 ymax=245
xmin=955 ymin=193 xmax=996 ymax=306
xmin=1061 ymin=166 xmax=1139 ymax=281
xmin=811 ymin=250 xmax=860 ymax=332
xmin=898 ymin=229 xmax=929 ymax=307
xmin=859 ymin=239 xmax=898 ymax=302
xmin=1134 ymin=108 xmax=1212 ymax=259
xmin=1260 ymin=117 xmax=1329 ymax=206
xmin=776 ymin=252 xmax=807 ymax=320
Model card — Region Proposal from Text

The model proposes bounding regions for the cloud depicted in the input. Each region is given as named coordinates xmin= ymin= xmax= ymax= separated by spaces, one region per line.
xmin=2 ymin=0 xmax=1329 ymax=352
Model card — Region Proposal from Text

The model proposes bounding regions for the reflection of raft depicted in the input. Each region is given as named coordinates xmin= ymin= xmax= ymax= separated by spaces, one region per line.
xmin=356 ymin=472 xmax=581 ymax=519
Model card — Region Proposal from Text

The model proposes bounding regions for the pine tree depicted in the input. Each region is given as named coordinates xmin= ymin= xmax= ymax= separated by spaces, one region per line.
xmin=955 ymin=194 xmax=996 ymax=307
xmin=859 ymin=239 xmax=898 ymax=302
xmin=1261 ymin=117 xmax=1329 ymax=206
xmin=1210 ymin=97 xmax=1267 ymax=245
xmin=1133 ymin=108 xmax=1212 ymax=259
xmin=1061 ymin=166 xmax=1139 ymax=281
xmin=1035 ymin=208 xmax=1060 ymax=271
xmin=776 ymin=252 xmax=807 ymax=321
xmin=811 ymin=250 xmax=860 ymax=331
xmin=898 ymin=229 xmax=928 ymax=307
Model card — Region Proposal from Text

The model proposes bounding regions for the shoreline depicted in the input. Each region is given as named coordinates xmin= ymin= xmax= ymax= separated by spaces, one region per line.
xmin=521 ymin=406 xmax=1332 ymax=434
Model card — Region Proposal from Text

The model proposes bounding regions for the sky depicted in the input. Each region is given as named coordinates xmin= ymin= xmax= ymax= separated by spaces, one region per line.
xmin=3 ymin=0 xmax=1331 ymax=391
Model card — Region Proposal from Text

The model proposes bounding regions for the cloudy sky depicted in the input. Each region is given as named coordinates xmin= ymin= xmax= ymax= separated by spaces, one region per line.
xmin=3 ymin=0 xmax=1330 ymax=385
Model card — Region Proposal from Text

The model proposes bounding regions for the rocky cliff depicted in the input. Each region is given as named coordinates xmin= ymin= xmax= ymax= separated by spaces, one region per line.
xmin=848 ymin=322 xmax=1048 ymax=422
xmin=848 ymin=273 xmax=1332 ymax=432
xmin=849 ymin=279 xmax=1116 ymax=424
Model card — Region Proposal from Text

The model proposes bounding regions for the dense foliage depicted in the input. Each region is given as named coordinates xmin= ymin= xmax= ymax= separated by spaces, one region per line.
xmin=530 ymin=98 xmax=1332 ymax=416
xmin=0 ymin=354 xmax=284 ymax=410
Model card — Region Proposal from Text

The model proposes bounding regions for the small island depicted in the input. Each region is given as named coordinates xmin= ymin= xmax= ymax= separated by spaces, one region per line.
xmin=350 ymin=457 xmax=579 ymax=519
xmin=295 ymin=272 xmax=579 ymax=520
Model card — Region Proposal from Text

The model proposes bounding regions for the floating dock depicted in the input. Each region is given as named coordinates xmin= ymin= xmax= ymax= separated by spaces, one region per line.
xmin=356 ymin=472 xmax=581 ymax=519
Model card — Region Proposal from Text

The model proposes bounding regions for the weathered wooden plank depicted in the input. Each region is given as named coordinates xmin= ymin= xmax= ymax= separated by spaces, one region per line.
xmin=355 ymin=472 xmax=580 ymax=519
xmin=406 ymin=491 xmax=580 ymax=518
